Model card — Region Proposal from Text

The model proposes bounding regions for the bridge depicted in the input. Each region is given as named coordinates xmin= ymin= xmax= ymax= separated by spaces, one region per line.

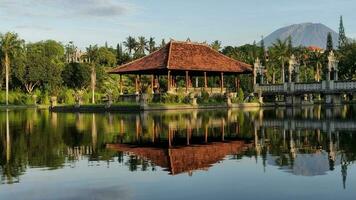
xmin=255 ymin=118 xmax=356 ymax=133
xmin=253 ymin=51 xmax=356 ymax=105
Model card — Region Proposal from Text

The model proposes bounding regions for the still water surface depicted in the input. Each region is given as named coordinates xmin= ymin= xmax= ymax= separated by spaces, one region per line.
xmin=1 ymin=106 xmax=356 ymax=200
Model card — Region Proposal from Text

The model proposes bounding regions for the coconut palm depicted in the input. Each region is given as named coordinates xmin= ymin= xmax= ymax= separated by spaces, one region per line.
xmin=0 ymin=32 xmax=24 ymax=105
xmin=148 ymin=37 xmax=156 ymax=53
xmin=85 ymin=45 xmax=99 ymax=104
xmin=135 ymin=36 xmax=148 ymax=56
xmin=123 ymin=36 xmax=137 ymax=56
xmin=211 ymin=40 xmax=222 ymax=51
xmin=311 ymin=51 xmax=324 ymax=82
xmin=271 ymin=39 xmax=289 ymax=83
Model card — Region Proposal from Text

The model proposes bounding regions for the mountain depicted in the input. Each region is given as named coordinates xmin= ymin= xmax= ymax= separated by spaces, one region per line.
xmin=262 ymin=23 xmax=338 ymax=49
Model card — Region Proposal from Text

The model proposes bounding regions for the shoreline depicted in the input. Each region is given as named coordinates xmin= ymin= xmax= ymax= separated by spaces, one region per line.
xmin=50 ymin=103 xmax=261 ymax=113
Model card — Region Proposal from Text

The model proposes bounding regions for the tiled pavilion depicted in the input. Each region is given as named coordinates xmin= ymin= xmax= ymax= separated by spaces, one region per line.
xmin=109 ymin=40 xmax=252 ymax=94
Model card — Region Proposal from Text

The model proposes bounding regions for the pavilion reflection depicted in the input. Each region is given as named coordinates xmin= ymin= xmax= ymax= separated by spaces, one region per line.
xmin=108 ymin=110 xmax=253 ymax=175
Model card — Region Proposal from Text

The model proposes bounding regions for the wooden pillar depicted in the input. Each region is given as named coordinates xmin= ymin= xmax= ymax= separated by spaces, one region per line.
xmin=220 ymin=72 xmax=224 ymax=93
xmin=119 ymin=74 xmax=123 ymax=95
xmin=167 ymin=70 xmax=171 ymax=92
xmin=139 ymin=75 xmax=142 ymax=93
xmin=185 ymin=71 xmax=189 ymax=93
xmin=157 ymin=75 xmax=160 ymax=92
xmin=135 ymin=75 xmax=139 ymax=94
xmin=235 ymin=75 xmax=240 ymax=92
xmin=151 ymin=75 xmax=154 ymax=93
xmin=204 ymin=72 xmax=207 ymax=90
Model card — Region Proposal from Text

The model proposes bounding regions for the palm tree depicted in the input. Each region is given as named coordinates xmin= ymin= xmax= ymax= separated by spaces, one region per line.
xmin=135 ymin=36 xmax=148 ymax=56
xmin=311 ymin=51 xmax=324 ymax=82
xmin=210 ymin=40 xmax=222 ymax=51
xmin=271 ymin=39 xmax=289 ymax=83
xmin=123 ymin=36 xmax=137 ymax=56
xmin=85 ymin=45 xmax=99 ymax=104
xmin=0 ymin=32 xmax=24 ymax=105
xmin=148 ymin=37 xmax=156 ymax=53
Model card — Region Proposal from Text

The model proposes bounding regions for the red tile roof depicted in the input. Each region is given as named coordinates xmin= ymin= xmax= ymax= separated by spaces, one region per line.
xmin=109 ymin=40 xmax=252 ymax=74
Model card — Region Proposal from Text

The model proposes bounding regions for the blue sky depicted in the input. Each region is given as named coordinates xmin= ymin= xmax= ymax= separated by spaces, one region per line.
xmin=0 ymin=0 xmax=355 ymax=49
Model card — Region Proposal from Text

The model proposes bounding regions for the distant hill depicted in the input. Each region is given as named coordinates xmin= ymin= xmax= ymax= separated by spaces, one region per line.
xmin=262 ymin=23 xmax=338 ymax=49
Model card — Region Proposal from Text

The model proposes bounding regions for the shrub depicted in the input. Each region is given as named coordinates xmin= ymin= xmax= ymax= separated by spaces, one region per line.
xmin=232 ymin=88 xmax=245 ymax=103
xmin=58 ymin=88 xmax=75 ymax=104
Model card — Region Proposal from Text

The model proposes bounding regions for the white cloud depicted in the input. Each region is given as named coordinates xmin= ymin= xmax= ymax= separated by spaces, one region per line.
xmin=0 ymin=0 xmax=136 ymax=18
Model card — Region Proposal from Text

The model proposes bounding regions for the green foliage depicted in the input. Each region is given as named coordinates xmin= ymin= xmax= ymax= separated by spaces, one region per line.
xmin=58 ymin=88 xmax=75 ymax=104
xmin=326 ymin=32 xmax=334 ymax=53
xmin=13 ymin=40 xmax=64 ymax=94
xmin=62 ymin=62 xmax=91 ymax=89
xmin=339 ymin=15 xmax=347 ymax=48
xmin=0 ymin=90 xmax=35 ymax=105
xmin=96 ymin=47 xmax=116 ymax=67
xmin=339 ymin=42 xmax=356 ymax=80
xmin=197 ymin=92 xmax=225 ymax=104
xmin=232 ymin=88 xmax=245 ymax=103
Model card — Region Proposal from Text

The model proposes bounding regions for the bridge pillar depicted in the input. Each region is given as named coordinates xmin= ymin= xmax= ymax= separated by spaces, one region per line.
xmin=353 ymin=93 xmax=356 ymax=101
xmin=286 ymin=95 xmax=301 ymax=106
xmin=325 ymin=94 xmax=342 ymax=105
xmin=325 ymin=94 xmax=333 ymax=104
xmin=333 ymin=94 xmax=342 ymax=105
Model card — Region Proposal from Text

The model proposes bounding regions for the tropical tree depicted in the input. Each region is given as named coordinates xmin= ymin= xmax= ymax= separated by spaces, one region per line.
xmin=339 ymin=15 xmax=347 ymax=48
xmin=309 ymin=51 xmax=324 ymax=82
xmin=270 ymin=39 xmax=289 ymax=83
xmin=123 ymin=36 xmax=137 ymax=56
xmin=160 ymin=39 xmax=166 ymax=48
xmin=65 ymin=41 xmax=77 ymax=63
xmin=135 ymin=36 xmax=148 ymax=58
xmin=148 ymin=37 xmax=156 ymax=53
xmin=211 ymin=40 xmax=222 ymax=51
xmin=116 ymin=43 xmax=130 ymax=65
xmin=0 ymin=32 xmax=24 ymax=105
xmin=326 ymin=32 xmax=334 ymax=54
xmin=339 ymin=42 xmax=356 ymax=80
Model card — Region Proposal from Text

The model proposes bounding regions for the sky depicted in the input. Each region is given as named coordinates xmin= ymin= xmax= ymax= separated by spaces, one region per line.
xmin=0 ymin=0 xmax=355 ymax=49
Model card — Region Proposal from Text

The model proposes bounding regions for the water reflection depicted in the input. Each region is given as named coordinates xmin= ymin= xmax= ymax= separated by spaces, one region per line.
xmin=0 ymin=106 xmax=356 ymax=190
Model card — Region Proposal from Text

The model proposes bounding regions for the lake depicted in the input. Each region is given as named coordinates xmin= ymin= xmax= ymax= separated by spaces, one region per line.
xmin=1 ymin=106 xmax=356 ymax=200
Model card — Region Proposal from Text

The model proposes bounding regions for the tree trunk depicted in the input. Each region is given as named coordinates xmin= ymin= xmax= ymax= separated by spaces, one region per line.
xmin=281 ymin=58 xmax=285 ymax=83
xmin=5 ymin=53 xmax=9 ymax=105
xmin=91 ymin=67 xmax=96 ymax=104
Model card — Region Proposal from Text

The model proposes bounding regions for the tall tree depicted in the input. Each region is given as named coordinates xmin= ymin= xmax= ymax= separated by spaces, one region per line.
xmin=339 ymin=16 xmax=347 ymax=48
xmin=287 ymin=35 xmax=293 ymax=56
xmin=123 ymin=36 xmax=137 ymax=56
xmin=135 ymin=36 xmax=148 ymax=57
xmin=160 ymin=39 xmax=166 ymax=48
xmin=210 ymin=40 xmax=222 ymax=51
xmin=0 ymin=32 xmax=24 ymax=105
xmin=65 ymin=41 xmax=77 ymax=63
xmin=271 ymin=39 xmax=289 ymax=83
xmin=148 ymin=37 xmax=156 ymax=53
xmin=85 ymin=45 xmax=98 ymax=103
xmin=260 ymin=36 xmax=266 ymax=66
xmin=326 ymin=32 xmax=334 ymax=53
xmin=14 ymin=40 xmax=64 ymax=94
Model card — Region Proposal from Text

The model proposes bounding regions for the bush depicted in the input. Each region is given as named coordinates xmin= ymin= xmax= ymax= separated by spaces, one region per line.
xmin=40 ymin=91 xmax=50 ymax=105
xmin=0 ymin=90 xmax=39 ymax=105
xmin=232 ymin=88 xmax=245 ymax=103
xmin=58 ymin=88 xmax=75 ymax=104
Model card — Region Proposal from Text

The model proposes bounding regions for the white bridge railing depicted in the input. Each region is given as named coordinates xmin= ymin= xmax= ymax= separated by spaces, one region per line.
xmin=256 ymin=80 xmax=356 ymax=94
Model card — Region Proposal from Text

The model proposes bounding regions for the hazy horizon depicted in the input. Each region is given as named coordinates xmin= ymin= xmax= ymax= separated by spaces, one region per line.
xmin=0 ymin=0 xmax=355 ymax=49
